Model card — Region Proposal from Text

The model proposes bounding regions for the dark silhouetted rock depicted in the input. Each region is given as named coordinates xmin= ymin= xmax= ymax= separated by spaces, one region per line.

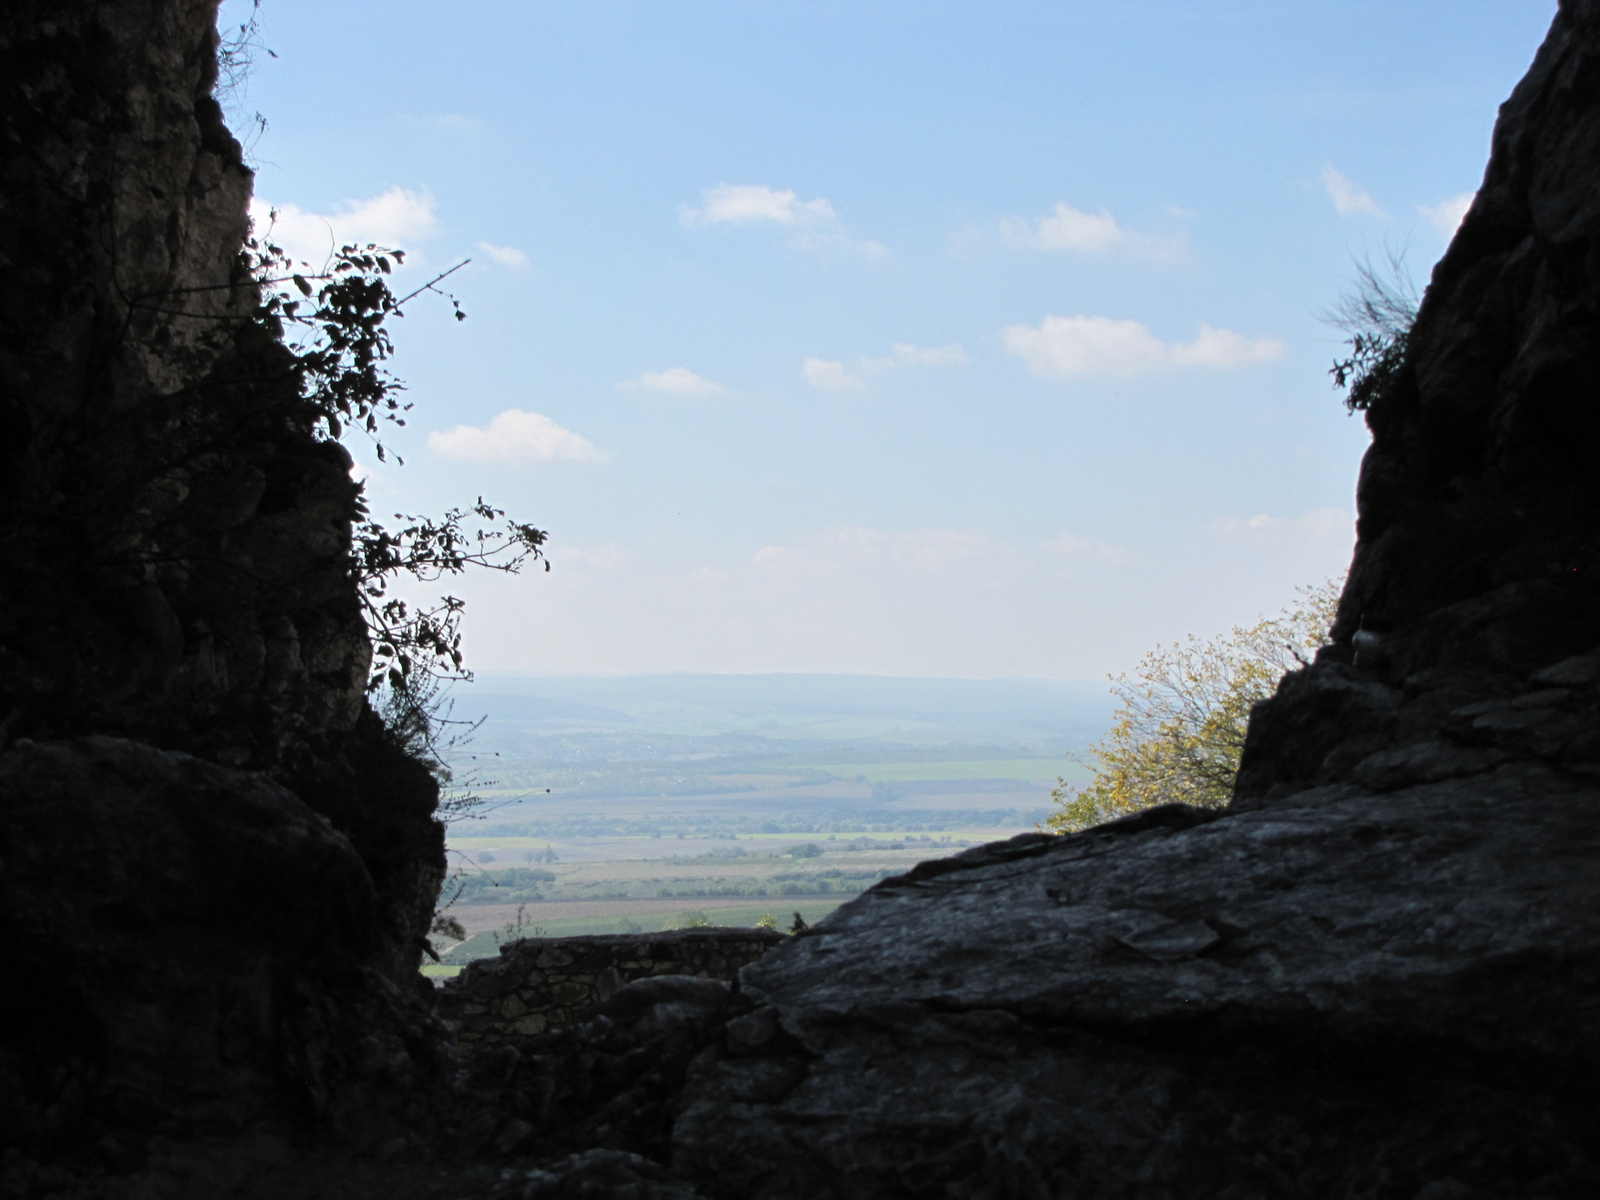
xmin=0 ymin=0 xmax=446 ymax=1183
xmin=8 ymin=0 xmax=1600 ymax=1194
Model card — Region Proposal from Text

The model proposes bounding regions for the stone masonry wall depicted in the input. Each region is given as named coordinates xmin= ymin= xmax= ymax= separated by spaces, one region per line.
xmin=437 ymin=929 xmax=785 ymax=1045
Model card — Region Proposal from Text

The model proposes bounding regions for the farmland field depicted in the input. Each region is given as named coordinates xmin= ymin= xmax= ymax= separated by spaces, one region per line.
xmin=811 ymin=758 xmax=1091 ymax=783
xmin=428 ymin=672 xmax=1114 ymax=966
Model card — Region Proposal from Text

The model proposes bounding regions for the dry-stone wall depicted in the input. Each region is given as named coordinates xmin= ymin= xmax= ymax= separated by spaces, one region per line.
xmin=437 ymin=928 xmax=784 ymax=1044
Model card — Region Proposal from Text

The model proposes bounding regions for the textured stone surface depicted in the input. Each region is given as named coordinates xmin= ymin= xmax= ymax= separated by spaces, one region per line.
xmin=667 ymin=779 xmax=1600 ymax=1196
xmin=0 ymin=0 xmax=375 ymax=761
xmin=438 ymin=930 xmax=785 ymax=1045
xmin=0 ymin=738 xmax=453 ymax=1163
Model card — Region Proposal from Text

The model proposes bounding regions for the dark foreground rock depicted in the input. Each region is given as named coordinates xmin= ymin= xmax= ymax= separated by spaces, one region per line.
xmin=7 ymin=0 xmax=1600 ymax=1196
xmin=0 ymin=0 xmax=447 ymax=1186
xmin=668 ymin=778 xmax=1600 ymax=1197
xmin=0 ymin=739 xmax=453 ymax=1171
xmin=438 ymin=929 xmax=785 ymax=1045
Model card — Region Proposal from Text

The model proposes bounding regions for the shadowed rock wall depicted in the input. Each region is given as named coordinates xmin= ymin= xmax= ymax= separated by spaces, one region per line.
xmin=1235 ymin=0 xmax=1600 ymax=804
xmin=0 ymin=0 xmax=448 ymax=1171
xmin=438 ymin=930 xmax=785 ymax=1044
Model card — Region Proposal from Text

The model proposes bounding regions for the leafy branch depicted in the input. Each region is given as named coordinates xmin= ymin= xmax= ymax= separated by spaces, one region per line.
xmin=246 ymin=212 xmax=549 ymax=691
xmin=356 ymin=500 xmax=548 ymax=691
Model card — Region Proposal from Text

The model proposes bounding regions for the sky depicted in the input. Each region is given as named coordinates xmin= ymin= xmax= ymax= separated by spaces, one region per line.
xmin=222 ymin=0 xmax=1557 ymax=679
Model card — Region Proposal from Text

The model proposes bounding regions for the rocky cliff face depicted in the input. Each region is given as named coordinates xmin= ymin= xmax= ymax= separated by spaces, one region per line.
xmin=0 ymin=0 xmax=447 ymax=1176
xmin=1235 ymin=0 xmax=1600 ymax=805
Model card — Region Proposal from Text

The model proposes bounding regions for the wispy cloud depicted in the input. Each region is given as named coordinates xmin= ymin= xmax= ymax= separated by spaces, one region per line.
xmin=804 ymin=342 xmax=969 ymax=390
xmin=858 ymin=342 xmax=971 ymax=371
xmin=251 ymin=186 xmax=438 ymax=267
xmin=1208 ymin=508 xmax=1353 ymax=556
xmin=999 ymin=202 xmax=1183 ymax=259
xmin=1419 ymin=191 xmax=1475 ymax=238
xmin=681 ymin=183 xmax=885 ymax=255
xmin=476 ymin=241 xmax=528 ymax=267
xmin=802 ymin=358 xmax=865 ymax=391
xmin=1041 ymin=531 xmax=1130 ymax=564
xmin=788 ymin=230 xmax=889 ymax=256
xmin=680 ymin=184 xmax=836 ymax=226
xmin=620 ymin=367 xmax=726 ymax=396
xmin=752 ymin=526 xmax=999 ymax=574
xmin=428 ymin=409 xmax=608 ymax=463
xmin=1004 ymin=315 xmax=1286 ymax=378
xmin=1320 ymin=165 xmax=1386 ymax=219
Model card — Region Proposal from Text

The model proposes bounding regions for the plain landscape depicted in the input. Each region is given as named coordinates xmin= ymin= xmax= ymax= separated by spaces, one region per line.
xmin=430 ymin=672 xmax=1114 ymax=969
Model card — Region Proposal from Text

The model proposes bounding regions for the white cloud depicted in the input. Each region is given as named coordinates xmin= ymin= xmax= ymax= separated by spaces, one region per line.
xmin=788 ymin=231 xmax=889 ymax=257
xmin=476 ymin=241 xmax=528 ymax=267
xmin=681 ymin=184 xmax=836 ymax=226
xmin=399 ymin=113 xmax=486 ymax=134
xmin=251 ymin=186 xmax=438 ymax=267
xmin=427 ymin=409 xmax=608 ymax=464
xmin=1320 ymin=165 xmax=1386 ymax=219
xmin=1209 ymin=508 xmax=1352 ymax=545
xmin=813 ymin=342 xmax=970 ymax=387
xmin=1419 ymin=191 xmax=1475 ymax=238
xmin=1001 ymin=203 xmax=1125 ymax=253
xmin=1168 ymin=324 xmax=1287 ymax=368
xmin=999 ymin=202 xmax=1183 ymax=259
xmin=1004 ymin=315 xmax=1286 ymax=378
xmin=681 ymin=183 xmax=884 ymax=255
xmin=620 ymin=367 xmax=726 ymax=396
xmin=802 ymin=358 xmax=865 ymax=391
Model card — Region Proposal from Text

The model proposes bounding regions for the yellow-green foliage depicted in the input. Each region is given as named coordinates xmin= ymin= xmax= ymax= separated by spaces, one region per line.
xmin=1046 ymin=579 xmax=1342 ymax=832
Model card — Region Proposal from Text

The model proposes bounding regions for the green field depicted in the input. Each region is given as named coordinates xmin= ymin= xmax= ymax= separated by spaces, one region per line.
xmin=431 ymin=831 xmax=999 ymax=966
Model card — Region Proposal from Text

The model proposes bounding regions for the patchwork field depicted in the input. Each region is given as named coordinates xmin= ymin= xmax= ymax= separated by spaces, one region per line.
xmin=433 ymin=830 xmax=1002 ymax=965
xmin=425 ymin=672 xmax=1115 ymax=971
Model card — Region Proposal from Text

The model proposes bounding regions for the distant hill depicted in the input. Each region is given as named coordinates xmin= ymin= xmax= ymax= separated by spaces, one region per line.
xmin=451 ymin=672 xmax=1117 ymax=766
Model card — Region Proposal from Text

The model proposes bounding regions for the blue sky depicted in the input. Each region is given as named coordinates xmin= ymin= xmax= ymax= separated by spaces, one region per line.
xmin=225 ymin=0 xmax=1556 ymax=678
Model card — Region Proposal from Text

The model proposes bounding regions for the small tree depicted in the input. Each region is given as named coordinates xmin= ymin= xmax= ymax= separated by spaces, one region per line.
xmin=1045 ymin=579 xmax=1342 ymax=832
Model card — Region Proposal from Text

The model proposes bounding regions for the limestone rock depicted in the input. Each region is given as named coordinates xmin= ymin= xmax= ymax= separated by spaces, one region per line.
xmin=669 ymin=778 xmax=1600 ymax=1195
